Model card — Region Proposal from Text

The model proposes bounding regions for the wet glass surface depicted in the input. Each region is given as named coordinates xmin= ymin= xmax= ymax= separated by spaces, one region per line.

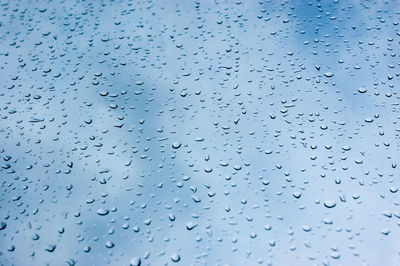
xmin=0 ymin=0 xmax=400 ymax=265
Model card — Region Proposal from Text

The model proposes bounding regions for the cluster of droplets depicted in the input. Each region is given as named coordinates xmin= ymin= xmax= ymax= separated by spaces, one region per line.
xmin=0 ymin=0 xmax=400 ymax=265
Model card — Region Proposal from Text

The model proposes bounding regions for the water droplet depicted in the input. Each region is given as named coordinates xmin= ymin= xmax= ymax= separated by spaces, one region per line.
xmin=129 ymin=257 xmax=141 ymax=266
xmin=324 ymin=200 xmax=336 ymax=208
xmin=171 ymin=253 xmax=181 ymax=262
